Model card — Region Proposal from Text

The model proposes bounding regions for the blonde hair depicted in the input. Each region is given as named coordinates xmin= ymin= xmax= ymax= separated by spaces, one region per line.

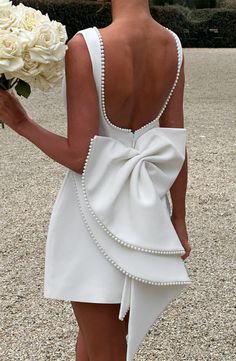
xmin=97 ymin=0 xmax=111 ymax=13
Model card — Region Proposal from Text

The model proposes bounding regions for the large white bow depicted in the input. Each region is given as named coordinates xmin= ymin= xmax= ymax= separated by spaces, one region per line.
xmin=81 ymin=127 xmax=187 ymax=254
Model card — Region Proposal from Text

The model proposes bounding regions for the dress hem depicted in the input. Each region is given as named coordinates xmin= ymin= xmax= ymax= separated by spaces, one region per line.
xmin=43 ymin=292 xmax=123 ymax=304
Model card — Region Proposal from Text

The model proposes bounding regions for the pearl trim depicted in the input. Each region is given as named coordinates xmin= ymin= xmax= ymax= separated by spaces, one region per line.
xmin=93 ymin=26 xmax=182 ymax=135
xmin=80 ymin=136 xmax=185 ymax=255
xmin=72 ymin=173 xmax=191 ymax=301
xmin=122 ymin=308 xmax=130 ymax=323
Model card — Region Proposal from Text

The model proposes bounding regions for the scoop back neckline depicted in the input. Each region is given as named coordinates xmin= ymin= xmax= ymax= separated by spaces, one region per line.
xmin=93 ymin=25 xmax=181 ymax=135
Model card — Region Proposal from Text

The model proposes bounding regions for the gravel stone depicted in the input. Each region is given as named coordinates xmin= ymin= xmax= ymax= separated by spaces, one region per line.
xmin=0 ymin=48 xmax=235 ymax=360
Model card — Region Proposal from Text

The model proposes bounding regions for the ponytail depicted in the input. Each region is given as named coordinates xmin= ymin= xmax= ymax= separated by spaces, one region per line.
xmin=97 ymin=0 xmax=111 ymax=13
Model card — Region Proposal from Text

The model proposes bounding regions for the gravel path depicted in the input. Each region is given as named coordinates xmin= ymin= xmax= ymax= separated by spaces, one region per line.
xmin=1 ymin=49 xmax=235 ymax=361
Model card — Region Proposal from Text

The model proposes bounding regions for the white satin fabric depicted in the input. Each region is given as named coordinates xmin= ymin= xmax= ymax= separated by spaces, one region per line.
xmin=44 ymin=26 xmax=192 ymax=361
xmin=72 ymin=125 xmax=191 ymax=285
xmin=83 ymin=127 xmax=187 ymax=253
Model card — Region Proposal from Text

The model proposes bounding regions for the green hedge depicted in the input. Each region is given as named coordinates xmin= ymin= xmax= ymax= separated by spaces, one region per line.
xmin=151 ymin=0 xmax=217 ymax=7
xmin=185 ymin=8 xmax=236 ymax=47
xmin=12 ymin=1 xmax=236 ymax=47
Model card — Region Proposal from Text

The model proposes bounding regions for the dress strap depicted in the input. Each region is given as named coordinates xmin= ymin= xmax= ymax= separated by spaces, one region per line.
xmin=155 ymin=27 xmax=184 ymax=121
xmin=170 ymin=29 xmax=183 ymax=68
xmin=73 ymin=28 xmax=103 ymax=108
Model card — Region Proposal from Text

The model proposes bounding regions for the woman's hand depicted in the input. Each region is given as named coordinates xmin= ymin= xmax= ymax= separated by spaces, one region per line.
xmin=0 ymin=88 xmax=30 ymax=132
xmin=171 ymin=215 xmax=191 ymax=261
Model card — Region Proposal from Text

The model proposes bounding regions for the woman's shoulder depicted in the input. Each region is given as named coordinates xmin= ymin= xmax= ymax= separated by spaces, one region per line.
xmin=169 ymin=28 xmax=182 ymax=44
xmin=161 ymin=26 xmax=183 ymax=67
xmin=73 ymin=26 xmax=95 ymax=37
xmin=68 ymin=27 xmax=96 ymax=49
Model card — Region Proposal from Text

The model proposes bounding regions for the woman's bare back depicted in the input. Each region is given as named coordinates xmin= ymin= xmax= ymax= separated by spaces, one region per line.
xmin=99 ymin=20 xmax=179 ymax=132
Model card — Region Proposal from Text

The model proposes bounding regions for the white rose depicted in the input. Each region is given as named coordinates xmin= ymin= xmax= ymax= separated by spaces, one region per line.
xmin=0 ymin=8 xmax=13 ymax=30
xmin=8 ymin=4 xmax=29 ymax=29
xmin=0 ymin=0 xmax=12 ymax=10
xmin=0 ymin=28 xmax=24 ymax=74
xmin=0 ymin=1 xmax=18 ymax=30
xmin=30 ymin=60 xmax=64 ymax=91
xmin=51 ymin=20 xmax=68 ymax=44
xmin=3 ymin=28 xmax=35 ymax=79
xmin=29 ymin=23 xmax=68 ymax=64
xmin=12 ymin=3 xmax=50 ymax=32
xmin=5 ymin=48 xmax=42 ymax=84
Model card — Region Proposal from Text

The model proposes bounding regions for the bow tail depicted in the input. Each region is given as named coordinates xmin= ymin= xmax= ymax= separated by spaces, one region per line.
xmin=124 ymin=279 xmax=188 ymax=361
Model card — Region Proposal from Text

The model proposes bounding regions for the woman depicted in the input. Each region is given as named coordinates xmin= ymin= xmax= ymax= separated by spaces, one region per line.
xmin=0 ymin=0 xmax=192 ymax=360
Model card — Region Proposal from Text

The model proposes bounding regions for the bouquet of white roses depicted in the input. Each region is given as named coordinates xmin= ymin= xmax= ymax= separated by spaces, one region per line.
xmin=0 ymin=0 xmax=68 ymax=128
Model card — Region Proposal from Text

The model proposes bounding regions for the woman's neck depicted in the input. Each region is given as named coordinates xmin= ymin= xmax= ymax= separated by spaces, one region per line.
xmin=111 ymin=0 xmax=151 ymax=23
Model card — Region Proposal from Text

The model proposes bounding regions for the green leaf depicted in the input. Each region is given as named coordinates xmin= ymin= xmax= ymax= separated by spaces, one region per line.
xmin=0 ymin=74 xmax=9 ymax=90
xmin=0 ymin=74 xmax=17 ymax=90
xmin=15 ymin=79 xmax=31 ymax=98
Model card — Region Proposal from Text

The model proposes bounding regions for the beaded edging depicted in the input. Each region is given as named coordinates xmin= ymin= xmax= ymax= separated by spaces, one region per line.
xmin=93 ymin=26 xmax=182 ymax=135
xmin=122 ymin=307 xmax=130 ymax=323
xmin=80 ymin=136 xmax=185 ymax=255
xmin=72 ymin=172 xmax=191 ymax=295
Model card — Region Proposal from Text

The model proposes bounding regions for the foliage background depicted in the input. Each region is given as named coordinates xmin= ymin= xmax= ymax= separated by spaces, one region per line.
xmin=12 ymin=1 xmax=236 ymax=47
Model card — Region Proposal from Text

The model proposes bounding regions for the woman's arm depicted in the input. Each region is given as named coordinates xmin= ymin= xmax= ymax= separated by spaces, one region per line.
xmin=159 ymin=55 xmax=187 ymax=220
xmin=160 ymin=55 xmax=191 ymax=260
xmin=0 ymin=34 xmax=99 ymax=174
xmin=170 ymin=151 xmax=188 ymax=220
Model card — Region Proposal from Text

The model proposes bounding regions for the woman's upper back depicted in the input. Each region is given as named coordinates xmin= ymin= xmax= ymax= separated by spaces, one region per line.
xmin=96 ymin=20 xmax=183 ymax=132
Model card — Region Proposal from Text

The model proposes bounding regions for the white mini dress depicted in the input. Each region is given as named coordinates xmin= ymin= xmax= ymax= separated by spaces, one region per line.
xmin=43 ymin=26 xmax=191 ymax=361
